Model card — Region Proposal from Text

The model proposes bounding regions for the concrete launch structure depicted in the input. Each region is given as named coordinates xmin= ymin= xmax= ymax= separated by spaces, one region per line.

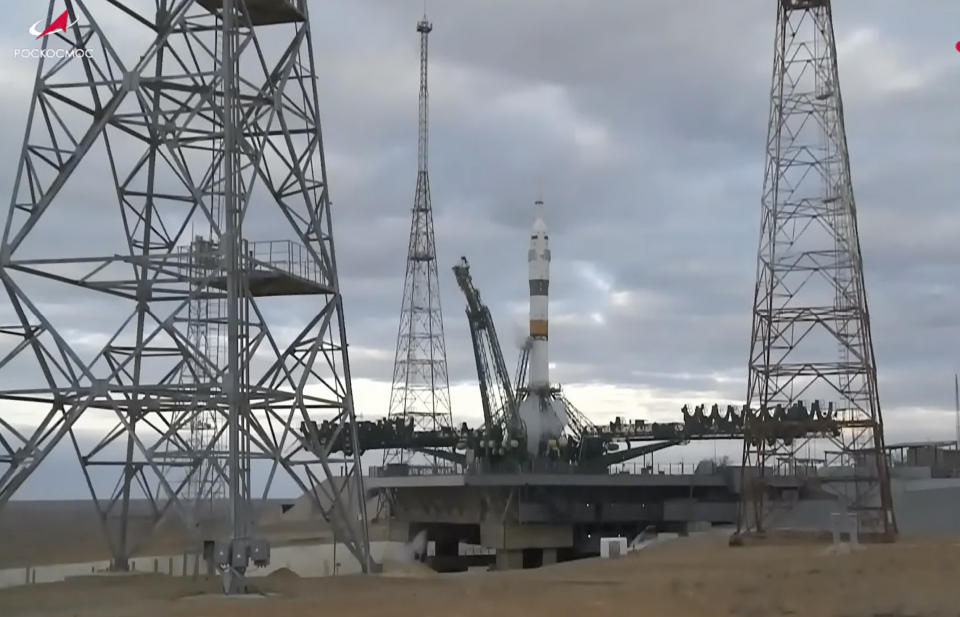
xmin=517 ymin=200 xmax=566 ymax=456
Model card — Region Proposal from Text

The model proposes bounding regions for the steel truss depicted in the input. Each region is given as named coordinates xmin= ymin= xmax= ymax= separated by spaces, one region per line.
xmin=452 ymin=257 xmax=519 ymax=439
xmin=170 ymin=235 xmax=227 ymax=508
xmin=385 ymin=16 xmax=453 ymax=466
xmin=0 ymin=0 xmax=371 ymax=572
xmin=738 ymin=0 xmax=895 ymax=538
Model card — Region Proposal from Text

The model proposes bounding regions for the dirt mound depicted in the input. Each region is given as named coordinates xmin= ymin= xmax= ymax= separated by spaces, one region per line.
xmin=378 ymin=560 xmax=438 ymax=579
xmin=731 ymin=528 xmax=833 ymax=546
xmin=264 ymin=567 xmax=300 ymax=582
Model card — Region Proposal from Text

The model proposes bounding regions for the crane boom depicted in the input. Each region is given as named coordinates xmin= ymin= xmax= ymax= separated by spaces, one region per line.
xmin=452 ymin=257 xmax=521 ymax=437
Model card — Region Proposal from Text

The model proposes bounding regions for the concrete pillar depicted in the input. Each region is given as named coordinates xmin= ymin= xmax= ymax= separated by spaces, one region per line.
xmin=542 ymin=548 xmax=557 ymax=566
xmin=495 ymin=549 xmax=523 ymax=571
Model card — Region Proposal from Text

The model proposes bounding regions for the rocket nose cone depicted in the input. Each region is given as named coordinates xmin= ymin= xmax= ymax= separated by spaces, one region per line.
xmin=532 ymin=199 xmax=547 ymax=234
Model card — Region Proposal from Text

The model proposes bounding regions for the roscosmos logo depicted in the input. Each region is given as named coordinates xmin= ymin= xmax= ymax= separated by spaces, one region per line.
xmin=14 ymin=6 xmax=93 ymax=59
xmin=29 ymin=9 xmax=78 ymax=38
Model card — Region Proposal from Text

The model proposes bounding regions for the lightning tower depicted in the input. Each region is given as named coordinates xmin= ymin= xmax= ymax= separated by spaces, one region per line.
xmin=385 ymin=15 xmax=453 ymax=465
xmin=0 ymin=0 xmax=372 ymax=589
xmin=739 ymin=0 xmax=895 ymax=538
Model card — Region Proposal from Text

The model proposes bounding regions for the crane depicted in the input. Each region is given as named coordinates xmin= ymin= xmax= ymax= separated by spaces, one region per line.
xmin=452 ymin=258 xmax=525 ymax=450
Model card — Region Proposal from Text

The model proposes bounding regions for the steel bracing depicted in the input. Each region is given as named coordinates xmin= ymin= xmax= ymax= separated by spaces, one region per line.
xmin=452 ymin=257 xmax=519 ymax=438
xmin=161 ymin=236 xmax=228 ymax=511
xmin=385 ymin=15 xmax=453 ymax=465
xmin=738 ymin=0 xmax=895 ymax=538
xmin=0 ymin=0 xmax=371 ymax=573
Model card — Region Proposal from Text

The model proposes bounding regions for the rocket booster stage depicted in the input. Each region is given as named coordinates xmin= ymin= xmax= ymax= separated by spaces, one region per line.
xmin=527 ymin=199 xmax=551 ymax=390
xmin=517 ymin=199 xmax=566 ymax=456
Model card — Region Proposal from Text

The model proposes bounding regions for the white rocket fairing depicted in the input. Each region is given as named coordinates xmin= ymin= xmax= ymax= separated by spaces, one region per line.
xmin=517 ymin=199 xmax=566 ymax=455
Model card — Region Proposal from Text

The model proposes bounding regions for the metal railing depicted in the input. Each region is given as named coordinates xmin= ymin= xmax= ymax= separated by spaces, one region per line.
xmin=368 ymin=464 xmax=462 ymax=478
xmin=609 ymin=461 xmax=700 ymax=476
xmin=368 ymin=460 xmax=708 ymax=478
xmin=246 ymin=239 xmax=328 ymax=287
xmin=175 ymin=238 xmax=329 ymax=289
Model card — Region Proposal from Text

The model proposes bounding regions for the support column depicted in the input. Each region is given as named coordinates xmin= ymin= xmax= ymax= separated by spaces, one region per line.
xmin=542 ymin=548 xmax=557 ymax=566
xmin=495 ymin=549 xmax=523 ymax=571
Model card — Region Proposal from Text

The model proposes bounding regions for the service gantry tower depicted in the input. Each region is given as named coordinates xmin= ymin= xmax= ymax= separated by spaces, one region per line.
xmin=0 ymin=0 xmax=373 ymax=588
xmin=739 ymin=0 xmax=895 ymax=539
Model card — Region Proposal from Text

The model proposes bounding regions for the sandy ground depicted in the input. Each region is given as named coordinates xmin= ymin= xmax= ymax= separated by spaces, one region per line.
xmin=1 ymin=533 xmax=958 ymax=617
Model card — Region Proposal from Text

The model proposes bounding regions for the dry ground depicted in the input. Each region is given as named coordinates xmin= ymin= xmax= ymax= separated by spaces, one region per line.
xmin=2 ymin=533 xmax=959 ymax=617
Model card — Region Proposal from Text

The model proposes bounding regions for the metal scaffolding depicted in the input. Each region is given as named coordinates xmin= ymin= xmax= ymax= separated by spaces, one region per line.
xmin=738 ymin=0 xmax=895 ymax=539
xmin=385 ymin=15 xmax=453 ymax=466
xmin=0 ymin=0 xmax=372 ymax=583
xmin=167 ymin=236 xmax=227 ymax=509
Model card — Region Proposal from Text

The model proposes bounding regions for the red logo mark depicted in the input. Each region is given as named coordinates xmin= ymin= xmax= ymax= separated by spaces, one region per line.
xmin=29 ymin=9 xmax=77 ymax=39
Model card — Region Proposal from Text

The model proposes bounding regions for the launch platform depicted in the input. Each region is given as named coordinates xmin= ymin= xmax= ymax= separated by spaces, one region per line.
xmin=368 ymin=463 xmax=807 ymax=570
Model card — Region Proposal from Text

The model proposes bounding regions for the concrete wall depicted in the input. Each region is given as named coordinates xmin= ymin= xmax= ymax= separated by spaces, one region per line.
xmin=605 ymin=502 xmax=661 ymax=520
xmin=891 ymin=466 xmax=933 ymax=480
xmin=391 ymin=487 xmax=493 ymax=524
xmin=892 ymin=478 xmax=960 ymax=535
xmin=662 ymin=499 xmax=736 ymax=523
xmin=481 ymin=523 xmax=572 ymax=549
xmin=896 ymin=447 xmax=960 ymax=476
xmin=772 ymin=476 xmax=960 ymax=536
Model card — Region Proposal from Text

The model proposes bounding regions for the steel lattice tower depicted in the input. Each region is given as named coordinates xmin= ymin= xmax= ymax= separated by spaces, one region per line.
xmin=169 ymin=235 xmax=227 ymax=509
xmin=739 ymin=0 xmax=895 ymax=539
xmin=385 ymin=15 xmax=453 ymax=465
xmin=0 ymin=0 xmax=372 ymax=580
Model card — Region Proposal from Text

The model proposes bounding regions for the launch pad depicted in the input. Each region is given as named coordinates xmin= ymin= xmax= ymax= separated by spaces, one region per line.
xmin=368 ymin=463 xmax=808 ymax=570
xmin=300 ymin=188 xmax=850 ymax=567
xmin=301 ymin=399 xmax=839 ymax=569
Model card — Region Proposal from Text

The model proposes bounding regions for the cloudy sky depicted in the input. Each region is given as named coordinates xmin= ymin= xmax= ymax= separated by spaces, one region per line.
xmin=0 ymin=1 xmax=958 ymax=498
xmin=318 ymin=0 xmax=960 ymax=436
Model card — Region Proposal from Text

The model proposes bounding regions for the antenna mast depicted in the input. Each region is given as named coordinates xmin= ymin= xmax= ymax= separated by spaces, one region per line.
xmin=954 ymin=374 xmax=959 ymax=450
xmin=385 ymin=15 xmax=453 ymax=466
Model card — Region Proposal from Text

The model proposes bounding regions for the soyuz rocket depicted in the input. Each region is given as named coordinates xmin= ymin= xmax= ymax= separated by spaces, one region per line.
xmin=527 ymin=199 xmax=551 ymax=390
xmin=517 ymin=199 xmax=566 ymax=455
